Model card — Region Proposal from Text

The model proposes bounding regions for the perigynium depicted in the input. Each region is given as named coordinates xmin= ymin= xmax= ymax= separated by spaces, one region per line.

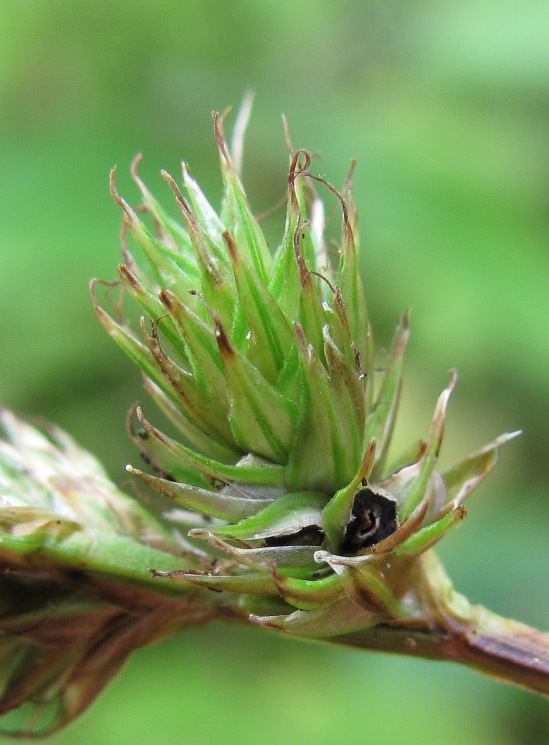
xmin=1 ymin=101 xmax=548 ymax=735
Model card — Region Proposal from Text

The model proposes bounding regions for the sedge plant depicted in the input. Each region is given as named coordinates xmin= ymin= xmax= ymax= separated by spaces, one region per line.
xmin=0 ymin=100 xmax=548 ymax=736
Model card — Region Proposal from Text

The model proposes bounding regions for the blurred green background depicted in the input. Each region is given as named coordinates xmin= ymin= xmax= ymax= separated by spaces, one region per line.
xmin=1 ymin=1 xmax=548 ymax=742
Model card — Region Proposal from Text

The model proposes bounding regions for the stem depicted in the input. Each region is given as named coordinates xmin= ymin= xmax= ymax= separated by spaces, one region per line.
xmin=329 ymin=612 xmax=549 ymax=697
xmin=444 ymin=606 xmax=549 ymax=697
xmin=328 ymin=551 xmax=549 ymax=697
xmin=105 ymin=548 xmax=549 ymax=697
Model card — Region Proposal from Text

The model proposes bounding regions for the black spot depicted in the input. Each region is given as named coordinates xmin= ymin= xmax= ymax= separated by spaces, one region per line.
xmin=264 ymin=525 xmax=326 ymax=547
xmin=341 ymin=487 xmax=398 ymax=555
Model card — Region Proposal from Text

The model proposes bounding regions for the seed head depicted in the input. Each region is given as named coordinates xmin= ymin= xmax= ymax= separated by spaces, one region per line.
xmin=92 ymin=104 xmax=518 ymax=636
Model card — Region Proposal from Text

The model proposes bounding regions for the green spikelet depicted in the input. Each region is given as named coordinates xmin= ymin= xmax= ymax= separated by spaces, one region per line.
xmin=92 ymin=103 xmax=519 ymax=637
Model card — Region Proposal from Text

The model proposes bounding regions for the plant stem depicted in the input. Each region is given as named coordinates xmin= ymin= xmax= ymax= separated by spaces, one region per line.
xmin=328 ymin=551 xmax=549 ymax=697
xmin=328 ymin=613 xmax=549 ymax=697
xmin=128 ymin=550 xmax=549 ymax=697
xmin=90 ymin=548 xmax=549 ymax=697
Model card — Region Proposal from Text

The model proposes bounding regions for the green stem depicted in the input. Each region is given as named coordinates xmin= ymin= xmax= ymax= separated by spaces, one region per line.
xmin=328 ymin=551 xmax=549 ymax=697
xmin=329 ymin=614 xmax=549 ymax=697
xmin=85 ymin=546 xmax=549 ymax=698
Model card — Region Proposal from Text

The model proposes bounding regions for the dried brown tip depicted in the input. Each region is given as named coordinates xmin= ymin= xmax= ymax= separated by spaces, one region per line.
xmin=345 ymin=159 xmax=357 ymax=190
xmin=149 ymin=567 xmax=187 ymax=579
xmin=293 ymin=219 xmax=312 ymax=285
xmin=130 ymin=153 xmax=144 ymax=182
xmin=307 ymin=270 xmax=337 ymax=295
xmin=160 ymin=170 xmax=192 ymax=217
xmin=213 ymin=108 xmax=232 ymax=161
xmin=88 ymin=276 xmax=101 ymax=307
xmin=304 ymin=171 xmax=352 ymax=239
xmin=215 ymin=321 xmax=235 ymax=358
xmin=127 ymin=401 xmax=142 ymax=440
xmin=119 ymin=218 xmax=135 ymax=267
xmin=141 ymin=314 xmax=167 ymax=348
xmin=288 ymin=149 xmax=312 ymax=189
xmin=109 ymin=165 xmax=131 ymax=214
xmin=132 ymin=405 xmax=170 ymax=446
xmin=89 ymin=277 xmax=124 ymax=324
xmin=293 ymin=322 xmax=308 ymax=357
xmin=130 ymin=153 xmax=154 ymax=205
xmin=118 ymin=263 xmax=140 ymax=291
xmin=287 ymin=148 xmax=313 ymax=217
xmin=159 ymin=288 xmax=178 ymax=313
xmin=222 ymin=230 xmax=239 ymax=262
xmin=359 ymin=437 xmax=377 ymax=484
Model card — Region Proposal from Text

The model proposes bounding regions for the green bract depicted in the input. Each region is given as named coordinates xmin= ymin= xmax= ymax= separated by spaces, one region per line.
xmin=0 ymin=409 xmax=200 ymax=736
xmin=93 ymin=105 xmax=517 ymax=638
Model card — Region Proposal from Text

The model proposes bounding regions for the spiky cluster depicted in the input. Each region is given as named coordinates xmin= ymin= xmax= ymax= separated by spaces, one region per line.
xmin=0 ymin=409 xmax=195 ymax=736
xmin=93 ymin=107 xmax=515 ymax=637
xmin=0 ymin=408 xmax=172 ymax=546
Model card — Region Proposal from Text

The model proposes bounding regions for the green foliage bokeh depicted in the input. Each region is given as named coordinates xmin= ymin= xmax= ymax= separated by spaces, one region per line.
xmin=0 ymin=1 xmax=548 ymax=742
